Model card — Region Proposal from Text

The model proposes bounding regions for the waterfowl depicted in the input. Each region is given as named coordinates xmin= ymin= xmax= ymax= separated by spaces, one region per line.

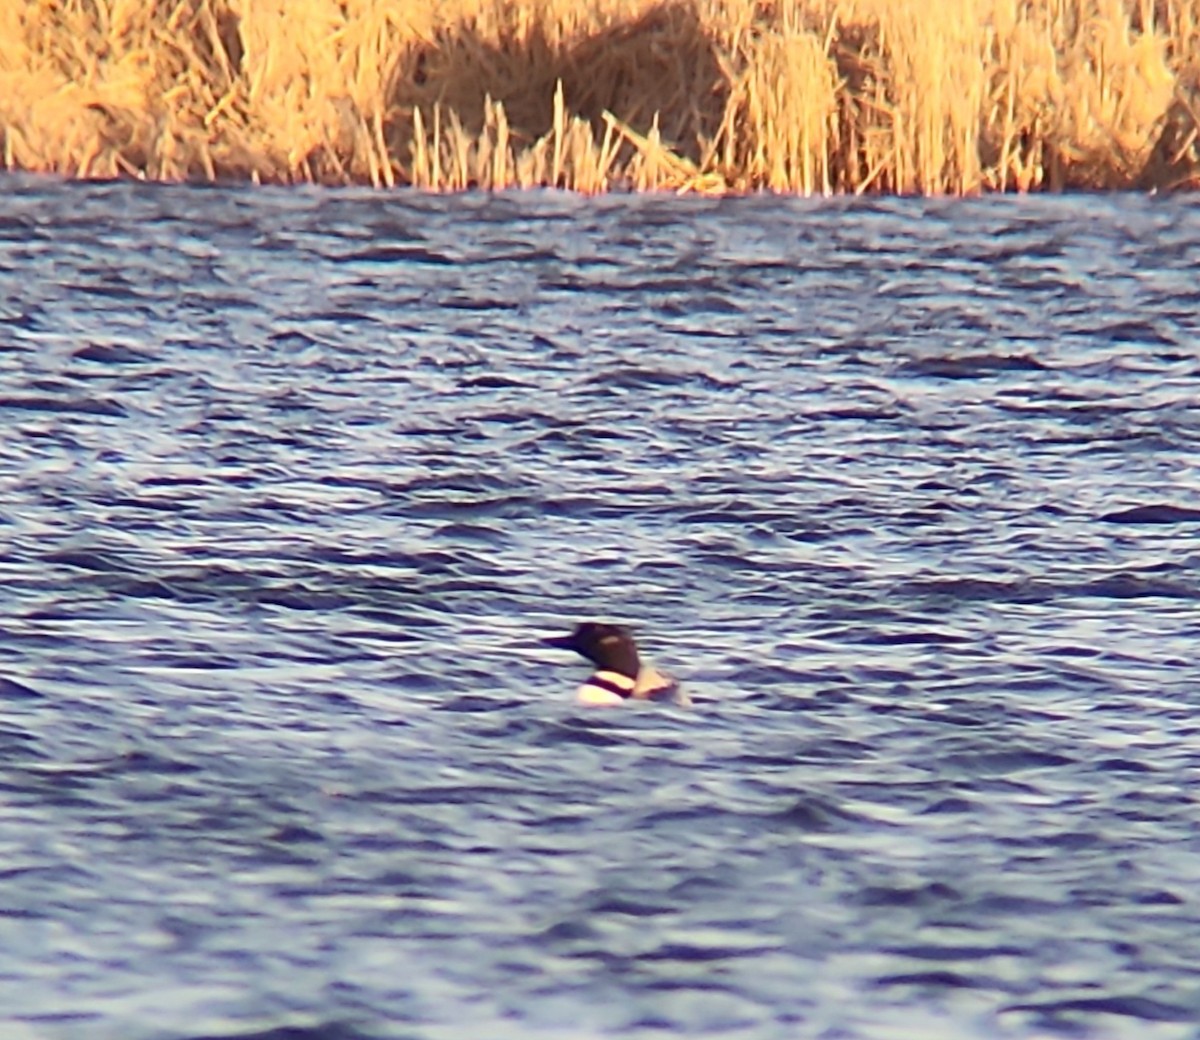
xmin=546 ymin=621 xmax=689 ymax=707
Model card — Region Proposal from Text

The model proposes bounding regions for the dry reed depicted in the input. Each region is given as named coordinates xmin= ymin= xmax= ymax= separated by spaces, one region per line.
xmin=2 ymin=0 xmax=1198 ymax=193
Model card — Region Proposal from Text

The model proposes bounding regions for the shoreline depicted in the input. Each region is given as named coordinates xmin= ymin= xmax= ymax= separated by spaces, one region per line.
xmin=3 ymin=0 xmax=1198 ymax=195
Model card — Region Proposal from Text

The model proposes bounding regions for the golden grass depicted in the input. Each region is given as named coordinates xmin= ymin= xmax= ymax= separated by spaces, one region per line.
xmin=2 ymin=0 xmax=1198 ymax=193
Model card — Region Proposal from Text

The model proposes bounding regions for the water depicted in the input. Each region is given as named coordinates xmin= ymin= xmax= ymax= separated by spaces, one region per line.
xmin=2 ymin=177 xmax=1200 ymax=1040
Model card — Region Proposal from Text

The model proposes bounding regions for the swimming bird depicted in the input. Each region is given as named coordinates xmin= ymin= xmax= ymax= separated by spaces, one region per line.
xmin=546 ymin=622 xmax=689 ymax=707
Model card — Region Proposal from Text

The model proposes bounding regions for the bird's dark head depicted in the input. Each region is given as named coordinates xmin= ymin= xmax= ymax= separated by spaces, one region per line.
xmin=545 ymin=621 xmax=641 ymax=679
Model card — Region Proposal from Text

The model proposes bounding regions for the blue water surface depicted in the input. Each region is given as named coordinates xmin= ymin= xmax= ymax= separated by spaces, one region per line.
xmin=1 ymin=177 xmax=1200 ymax=1040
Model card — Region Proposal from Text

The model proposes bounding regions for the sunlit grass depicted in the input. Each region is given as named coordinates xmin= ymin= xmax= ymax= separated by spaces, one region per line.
xmin=1 ymin=0 xmax=1197 ymax=193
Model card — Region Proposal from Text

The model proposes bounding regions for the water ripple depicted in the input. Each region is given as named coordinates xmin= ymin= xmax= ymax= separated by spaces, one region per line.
xmin=0 ymin=179 xmax=1199 ymax=1040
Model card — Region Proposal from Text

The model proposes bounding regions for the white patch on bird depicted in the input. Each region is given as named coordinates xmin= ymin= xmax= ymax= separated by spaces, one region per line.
xmin=575 ymin=669 xmax=635 ymax=706
xmin=576 ymin=683 xmax=627 ymax=706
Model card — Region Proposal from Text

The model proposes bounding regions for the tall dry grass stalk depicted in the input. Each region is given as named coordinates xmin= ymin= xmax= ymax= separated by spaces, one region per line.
xmin=1 ymin=0 xmax=1198 ymax=193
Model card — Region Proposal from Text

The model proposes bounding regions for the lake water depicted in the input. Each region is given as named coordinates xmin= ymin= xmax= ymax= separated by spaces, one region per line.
xmin=2 ymin=177 xmax=1200 ymax=1040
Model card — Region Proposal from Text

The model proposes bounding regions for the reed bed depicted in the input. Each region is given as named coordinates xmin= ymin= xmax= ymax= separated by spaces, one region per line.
xmin=2 ymin=0 xmax=1198 ymax=193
